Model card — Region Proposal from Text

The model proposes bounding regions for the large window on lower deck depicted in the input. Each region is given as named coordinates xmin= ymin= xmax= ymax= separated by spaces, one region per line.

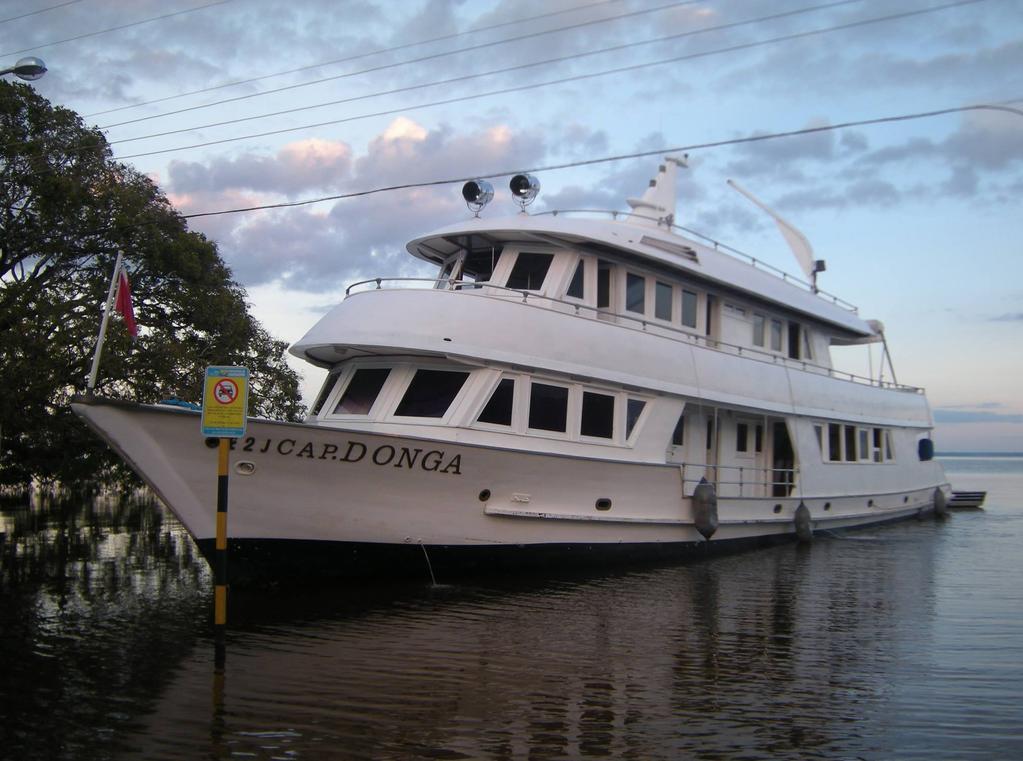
xmin=626 ymin=399 xmax=646 ymax=438
xmin=528 ymin=383 xmax=569 ymax=432
xmin=478 ymin=378 xmax=515 ymax=426
xmin=580 ymin=391 xmax=614 ymax=439
xmin=394 ymin=369 xmax=469 ymax=418
xmin=334 ymin=368 xmax=391 ymax=414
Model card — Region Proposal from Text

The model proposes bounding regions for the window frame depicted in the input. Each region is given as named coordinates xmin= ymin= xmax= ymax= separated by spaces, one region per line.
xmin=323 ymin=364 xmax=397 ymax=420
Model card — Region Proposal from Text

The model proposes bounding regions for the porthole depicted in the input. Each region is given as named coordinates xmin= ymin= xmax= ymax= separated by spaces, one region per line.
xmin=868 ymin=499 xmax=875 ymax=508
xmin=824 ymin=502 xmax=831 ymax=511
xmin=903 ymin=496 xmax=909 ymax=504
xmin=235 ymin=461 xmax=256 ymax=476
xmin=478 ymin=489 xmax=491 ymax=502
xmin=773 ymin=504 xmax=782 ymax=514
xmin=204 ymin=437 xmax=220 ymax=449
xmin=595 ymin=498 xmax=612 ymax=511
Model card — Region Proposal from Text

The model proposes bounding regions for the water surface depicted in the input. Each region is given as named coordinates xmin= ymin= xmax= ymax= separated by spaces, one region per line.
xmin=2 ymin=457 xmax=1021 ymax=760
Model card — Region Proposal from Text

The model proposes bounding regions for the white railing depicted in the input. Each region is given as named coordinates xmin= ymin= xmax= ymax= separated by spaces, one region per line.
xmin=343 ymin=277 xmax=922 ymax=393
xmin=680 ymin=462 xmax=799 ymax=498
xmin=533 ymin=209 xmax=859 ymax=313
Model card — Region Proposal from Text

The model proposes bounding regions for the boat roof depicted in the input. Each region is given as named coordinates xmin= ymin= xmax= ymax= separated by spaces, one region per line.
xmin=406 ymin=211 xmax=875 ymax=338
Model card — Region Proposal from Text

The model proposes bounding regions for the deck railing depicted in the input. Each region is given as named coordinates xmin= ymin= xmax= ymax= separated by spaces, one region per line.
xmin=344 ymin=276 xmax=922 ymax=393
xmin=532 ymin=209 xmax=860 ymax=313
xmin=679 ymin=462 xmax=799 ymax=498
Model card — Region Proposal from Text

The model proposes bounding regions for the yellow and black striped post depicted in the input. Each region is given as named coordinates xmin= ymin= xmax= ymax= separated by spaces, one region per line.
xmin=214 ymin=436 xmax=230 ymax=666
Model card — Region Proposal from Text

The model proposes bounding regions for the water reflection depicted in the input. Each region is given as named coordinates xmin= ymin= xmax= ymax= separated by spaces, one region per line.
xmin=124 ymin=524 xmax=941 ymax=760
xmin=0 ymin=492 xmax=209 ymax=761
xmin=5 ymin=488 xmax=1019 ymax=760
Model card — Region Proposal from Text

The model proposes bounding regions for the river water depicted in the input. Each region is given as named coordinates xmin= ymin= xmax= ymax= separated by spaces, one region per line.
xmin=1 ymin=456 xmax=1021 ymax=760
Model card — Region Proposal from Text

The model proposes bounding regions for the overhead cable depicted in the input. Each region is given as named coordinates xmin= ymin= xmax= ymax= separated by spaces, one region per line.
xmin=110 ymin=0 xmax=990 ymax=162
xmin=107 ymin=0 xmax=872 ymax=143
xmin=0 ymin=0 xmax=82 ymax=25
xmin=177 ymin=104 xmax=1023 ymax=222
xmin=0 ymin=0 xmax=235 ymax=57
xmin=85 ymin=0 xmax=623 ymax=118
xmin=98 ymin=0 xmax=705 ymax=129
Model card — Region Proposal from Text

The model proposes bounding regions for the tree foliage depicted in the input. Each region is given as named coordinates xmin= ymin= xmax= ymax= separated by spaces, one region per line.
xmin=0 ymin=82 xmax=305 ymax=487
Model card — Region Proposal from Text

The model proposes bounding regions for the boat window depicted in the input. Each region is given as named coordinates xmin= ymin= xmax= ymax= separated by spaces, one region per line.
xmin=736 ymin=423 xmax=749 ymax=453
xmin=311 ymin=368 xmax=342 ymax=416
xmin=858 ymin=429 xmax=870 ymax=461
xmin=566 ymin=260 xmax=585 ymax=299
xmin=814 ymin=424 xmax=824 ymax=454
xmin=844 ymin=425 xmax=857 ymax=462
xmin=788 ymin=322 xmax=801 ymax=359
xmin=478 ymin=378 xmax=515 ymax=426
xmin=725 ymin=303 xmax=746 ymax=317
xmin=597 ymin=260 xmax=614 ymax=309
xmin=885 ymin=430 xmax=895 ymax=461
xmin=626 ymin=273 xmax=645 ymax=314
xmin=655 ymin=281 xmax=672 ymax=321
xmin=681 ymin=289 xmax=698 ymax=328
xmin=828 ymin=423 xmax=842 ymax=462
xmin=872 ymin=427 xmax=883 ymax=463
xmin=394 ymin=369 xmax=469 ymax=418
xmin=671 ymin=411 xmax=686 ymax=446
xmin=755 ymin=424 xmax=764 ymax=453
xmin=507 ymin=252 xmax=554 ymax=290
xmin=753 ymin=314 xmax=766 ymax=347
xmin=461 ymin=247 xmax=502 ymax=283
xmin=770 ymin=319 xmax=783 ymax=352
xmin=529 ymin=383 xmax=569 ymax=432
xmin=580 ymin=391 xmax=615 ymax=439
xmin=334 ymin=368 xmax=391 ymax=415
xmin=626 ymin=399 xmax=646 ymax=438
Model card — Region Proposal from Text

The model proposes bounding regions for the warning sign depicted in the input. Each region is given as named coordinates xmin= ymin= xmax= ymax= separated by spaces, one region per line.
xmin=201 ymin=366 xmax=249 ymax=438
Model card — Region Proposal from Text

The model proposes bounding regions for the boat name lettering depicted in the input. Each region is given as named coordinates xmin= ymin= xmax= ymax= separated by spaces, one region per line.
xmin=230 ymin=436 xmax=462 ymax=475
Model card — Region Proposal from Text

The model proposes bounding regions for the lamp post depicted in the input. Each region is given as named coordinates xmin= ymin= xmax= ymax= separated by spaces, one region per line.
xmin=0 ymin=56 xmax=47 ymax=81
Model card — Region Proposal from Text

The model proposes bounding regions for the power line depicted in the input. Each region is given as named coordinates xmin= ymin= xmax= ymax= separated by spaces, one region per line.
xmin=107 ymin=0 xmax=869 ymax=144
xmin=110 ymin=0 xmax=990 ymax=162
xmin=175 ymin=103 xmax=1023 ymax=223
xmin=85 ymin=0 xmax=623 ymax=118
xmin=98 ymin=0 xmax=703 ymax=130
xmin=0 ymin=0 xmax=82 ymax=26
xmin=0 ymin=0 xmax=235 ymax=57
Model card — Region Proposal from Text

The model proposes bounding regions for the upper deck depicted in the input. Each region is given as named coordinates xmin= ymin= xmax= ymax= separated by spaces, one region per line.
xmin=405 ymin=208 xmax=874 ymax=340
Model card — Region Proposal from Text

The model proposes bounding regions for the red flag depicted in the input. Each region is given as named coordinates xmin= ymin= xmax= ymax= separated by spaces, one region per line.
xmin=115 ymin=267 xmax=138 ymax=338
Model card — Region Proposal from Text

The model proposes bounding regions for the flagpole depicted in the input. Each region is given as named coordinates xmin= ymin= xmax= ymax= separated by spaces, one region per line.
xmin=87 ymin=251 xmax=124 ymax=392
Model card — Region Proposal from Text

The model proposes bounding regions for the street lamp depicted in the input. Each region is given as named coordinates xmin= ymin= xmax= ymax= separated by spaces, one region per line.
xmin=0 ymin=56 xmax=47 ymax=81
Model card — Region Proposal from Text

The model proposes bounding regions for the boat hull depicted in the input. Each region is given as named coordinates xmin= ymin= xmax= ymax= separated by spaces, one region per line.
xmin=72 ymin=396 xmax=945 ymax=584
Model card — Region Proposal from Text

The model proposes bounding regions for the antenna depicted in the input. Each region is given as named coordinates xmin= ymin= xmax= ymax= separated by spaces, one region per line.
xmin=727 ymin=179 xmax=825 ymax=291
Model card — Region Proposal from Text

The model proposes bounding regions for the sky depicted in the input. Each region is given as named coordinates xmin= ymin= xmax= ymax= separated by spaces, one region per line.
xmin=6 ymin=0 xmax=1022 ymax=451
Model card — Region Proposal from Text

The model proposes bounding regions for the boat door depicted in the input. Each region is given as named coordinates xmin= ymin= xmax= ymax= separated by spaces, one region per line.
xmin=771 ymin=420 xmax=796 ymax=497
xmin=597 ymin=260 xmax=616 ymax=321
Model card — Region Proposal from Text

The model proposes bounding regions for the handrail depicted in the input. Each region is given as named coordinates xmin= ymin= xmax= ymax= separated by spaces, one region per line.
xmin=531 ymin=208 xmax=859 ymax=313
xmin=343 ymin=277 xmax=923 ymax=393
xmin=679 ymin=462 xmax=799 ymax=497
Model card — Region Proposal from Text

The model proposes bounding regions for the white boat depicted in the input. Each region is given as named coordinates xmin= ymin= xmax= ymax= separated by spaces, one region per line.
xmin=73 ymin=160 xmax=950 ymax=583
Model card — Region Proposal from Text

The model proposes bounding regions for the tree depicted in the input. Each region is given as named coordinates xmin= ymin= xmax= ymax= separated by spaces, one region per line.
xmin=0 ymin=82 xmax=306 ymax=487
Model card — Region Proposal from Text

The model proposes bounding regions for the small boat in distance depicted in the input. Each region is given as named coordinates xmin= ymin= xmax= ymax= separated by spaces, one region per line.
xmin=74 ymin=159 xmax=951 ymax=584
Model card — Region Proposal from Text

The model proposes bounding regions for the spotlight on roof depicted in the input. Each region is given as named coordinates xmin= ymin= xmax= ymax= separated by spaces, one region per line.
xmin=462 ymin=179 xmax=494 ymax=216
xmin=509 ymin=173 xmax=540 ymax=211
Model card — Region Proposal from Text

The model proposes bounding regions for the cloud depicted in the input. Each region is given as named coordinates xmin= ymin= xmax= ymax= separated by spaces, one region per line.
xmin=167 ymin=138 xmax=353 ymax=195
xmin=991 ymin=313 xmax=1023 ymax=322
xmin=172 ymin=116 xmax=563 ymax=289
